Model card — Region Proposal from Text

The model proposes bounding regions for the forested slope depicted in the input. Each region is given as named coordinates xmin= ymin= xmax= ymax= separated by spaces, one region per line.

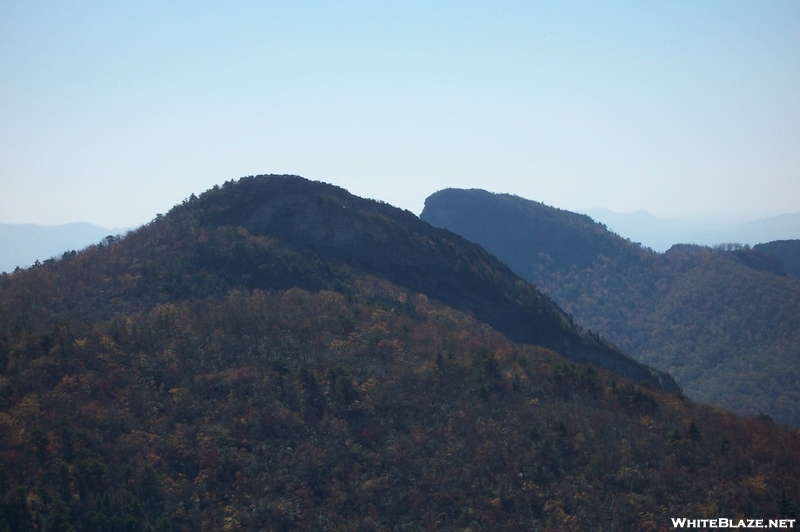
xmin=1 ymin=176 xmax=798 ymax=530
xmin=755 ymin=240 xmax=800 ymax=280
xmin=422 ymin=188 xmax=800 ymax=426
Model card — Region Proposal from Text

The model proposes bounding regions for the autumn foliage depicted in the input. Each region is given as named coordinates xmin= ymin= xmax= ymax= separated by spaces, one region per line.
xmin=0 ymin=176 xmax=798 ymax=530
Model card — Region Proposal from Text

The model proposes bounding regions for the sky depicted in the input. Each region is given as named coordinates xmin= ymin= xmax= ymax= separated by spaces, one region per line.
xmin=2 ymin=1 xmax=799 ymax=229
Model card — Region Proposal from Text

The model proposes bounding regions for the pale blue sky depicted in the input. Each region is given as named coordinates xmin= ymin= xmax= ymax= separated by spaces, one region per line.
xmin=2 ymin=1 xmax=799 ymax=227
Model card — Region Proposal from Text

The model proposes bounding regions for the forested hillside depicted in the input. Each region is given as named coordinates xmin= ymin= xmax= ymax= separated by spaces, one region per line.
xmin=422 ymin=188 xmax=800 ymax=427
xmin=1 ymin=176 xmax=799 ymax=530
xmin=755 ymin=240 xmax=800 ymax=280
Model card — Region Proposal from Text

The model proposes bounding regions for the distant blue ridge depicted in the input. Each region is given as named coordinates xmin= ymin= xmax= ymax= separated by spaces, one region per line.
xmin=0 ymin=222 xmax=131 ymax=273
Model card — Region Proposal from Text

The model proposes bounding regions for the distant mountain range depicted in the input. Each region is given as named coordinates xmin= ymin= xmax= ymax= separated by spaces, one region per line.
xmin=583 ymin=208 xmax=800 ymax=252
xmin=0 ymin=222 xmax=126 ymax=274
xmin=423 ymin=189 xmax=800 ymax=426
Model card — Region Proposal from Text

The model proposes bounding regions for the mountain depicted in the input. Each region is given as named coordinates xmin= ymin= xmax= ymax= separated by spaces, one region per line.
xmin=583 ymin=209 xmax=800 ymax=252
xmin=196 ymin=176 xmax=675 ymax=390
xmin=422 ymin=188 xmax=800 ymax=427
xmin=2 ymin=175 xmax=799 ymax=530
xmin=735 ymin=214 xmax=800 ymax=246
xmin=0 ymin=222 xmax=123 ymax=274
xmin=755 ymin=240 xmax=800 ymax=280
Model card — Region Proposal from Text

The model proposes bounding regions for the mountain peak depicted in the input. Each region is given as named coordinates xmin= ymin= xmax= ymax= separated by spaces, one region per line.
xmin=423 ymin=187 xmax=638 ymax=271
xmin=9 ymin=177 xmax=800 ymax=530
xmin=190 ymin=175 xmax=411 ymax=250
xmin=170 ymin=176 xmax=675 ymax=391
xmin=421 ymin=186 xmax=800 ymax=425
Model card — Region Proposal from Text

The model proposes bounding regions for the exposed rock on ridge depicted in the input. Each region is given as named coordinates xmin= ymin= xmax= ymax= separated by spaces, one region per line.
xmin=189 ymin=175 xmax=678 ymax=392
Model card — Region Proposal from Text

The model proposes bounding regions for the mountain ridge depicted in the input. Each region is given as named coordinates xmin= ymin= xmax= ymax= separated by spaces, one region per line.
xmin=1 ymin=176 xmax=674 ymax=392
xmin=422 ymin=188 xmax=800 ymax=426
xmin=583 ymin=208 xmax=800 ymax=252
xmin=3 ymin=175 xmax=800 ymax=529
xmin=754 ymin=240 xmax=800 ymax=280
xmin=183 ymin=176 xmax=676 ymax=391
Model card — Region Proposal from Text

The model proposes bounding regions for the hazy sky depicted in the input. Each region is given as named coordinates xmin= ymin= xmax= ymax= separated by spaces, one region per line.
xmin=2 ymin=1 xmax=799 ymax=228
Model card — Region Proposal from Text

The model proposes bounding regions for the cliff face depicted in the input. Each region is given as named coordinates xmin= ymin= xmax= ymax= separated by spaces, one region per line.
xmin=421 ymin=187 xmax=800 ymax=425
xmin=189 ymin=175 xmax=677 ymax=391
xmin=754 ymin=240 xmax=800 ymax=279
xmin=421 ymin=188 xmax=635 ymax=272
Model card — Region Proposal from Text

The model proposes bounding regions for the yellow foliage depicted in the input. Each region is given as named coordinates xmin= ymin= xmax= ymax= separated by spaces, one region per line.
xmin=745 ymin=475 xmax=767 ymax=493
